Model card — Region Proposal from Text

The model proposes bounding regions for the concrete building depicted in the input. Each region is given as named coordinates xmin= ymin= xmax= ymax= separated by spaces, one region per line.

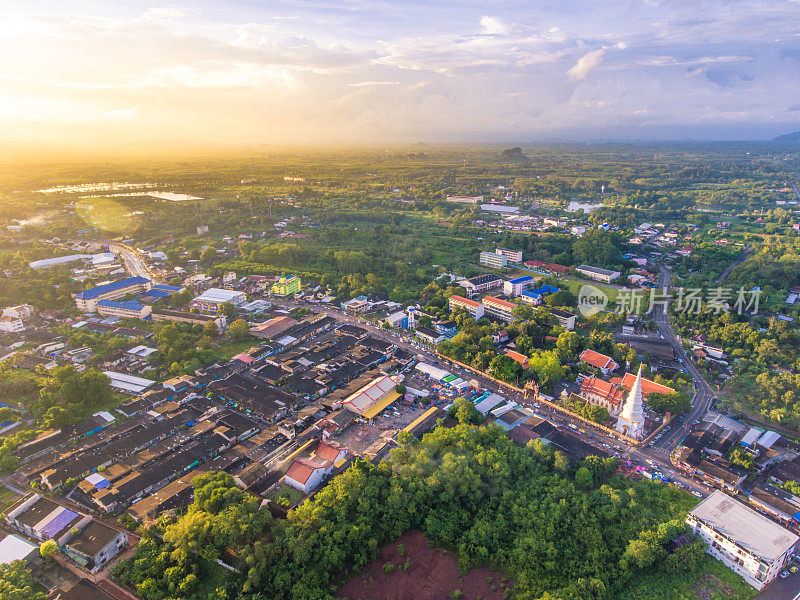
xmin=446 ymin=195 xmax=483 ymax=204
xmin=74 ymin=276 xmax=151 ymax=312
xmin=504 ymin=276 xmax=534 ymax=297
xmin=550 ymin=308 xmax=576 ymax=331
xmin=96 ymin=300 xmax=152 ymax=319
xmin=479 ymin=251 xmax=507 ymax=269
xmin=615 ymin=366 xmax=645 ymax=439
xmin=495 ymin=247 xmax=523 ymax=264
xmin=576 ymin=265 xmax=621 ymax=283
xmin=520 ymin=284 xmax=559 ymax=305
xmin=272 ymin=275 xmax=301 ymax=296
xmin=2 ymin=304 xmax=35 ymax=319
xmin=687 ymin=490 xmax=799 ymax=589
xmin=0 ymin=316 xmax=24 ymax=332
xmin=191 ymin=288 xmax=246 ymax=312
xmin=461 ymin=274 xmax=503 ymax=297
xmin=60 ymin=520 xmax=128 ymax=571
xmin=151 ymin=309 xmax=227 ymax=330
xmin=449 ymin=295 xmax=485 ymax=319
xmin=482 ymin=296 xmax=516 ymax=322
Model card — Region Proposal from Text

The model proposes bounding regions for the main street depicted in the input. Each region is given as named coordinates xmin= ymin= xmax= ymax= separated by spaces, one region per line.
xmin=109 ymin=242 xmax=162 ymax=283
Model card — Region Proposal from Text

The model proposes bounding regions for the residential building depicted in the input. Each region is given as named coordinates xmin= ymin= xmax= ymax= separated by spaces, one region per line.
xmin=0 ymin=316 xmax=24 ymax=332
xmin=416 ymin=327 xmax=445 ymax=344
xmin=550 ymin=308 xmax=576 ymax=331
xmin=249 ymin=315 xmax=299 ymax=340
xmin=482 ymin=296 xmax=516 ymax=322
xmin=284 ymin=456 xmax=334 ymax=494
xmin=495 ymin=247 xmax=523 ymax=264
xmin=460 ymin=274 xmax=503 ymax=297
xmin=449 ymin=295 xmax=485 ymax=319
xmin=60 ymin=520 xmax=128 ymax=571
xmin=0 ymin=534 xmax=39 ymax=565
xmin=479 ymin=251 xmax=507 ymax=269
xmin=103 ymin=371 xmax=155 ymax=394
xmin=481 ymin=204 xmax=520 ymax=214
xmin=74 ymin=276 xmax=151 ymax=312
xmin=5 ymin=494 xmax=87 ymax=542
xmin=687 ymin=490 xmax=799 ymax=589
xmin=504 ymin=275 xmax=535 ymax=297
xmin=272 ymin=274 xmax=301 ymax=296
xmin=576 ymin=265 xmax=621 ymax=283
xmin=191 ymin=288 xmax=246 ymax=312
xmin=579 ymin=349 xmax=619 ymax=374
xmin=96 ymin=300 xmax=152 ymax=319
xmin=2 ymin=304 xmax=35 ymax=319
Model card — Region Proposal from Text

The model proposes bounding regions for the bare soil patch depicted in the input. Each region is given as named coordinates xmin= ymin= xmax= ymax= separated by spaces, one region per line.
xmin=338 ymin=530 xmax=512 ymax=600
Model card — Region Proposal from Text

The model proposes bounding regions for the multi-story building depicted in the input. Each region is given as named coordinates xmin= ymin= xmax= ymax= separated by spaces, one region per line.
xmin=482 ymin=296 xmax=516 ymax=322
xmin=60 ymin=520 xmax=128 ymax=572
xmin=2 ymin=304 xmax=35 ymax=319
xmin=460 ymin=274 xmax=503 ymax=297
xmin=449 ymin=295 xmax=485 ymax=319
xmin=504 ymin=276 xmax=535 ymax=297
xmin=74 ymin=276 xmax=151 ymax=312
xmin=687 ymin=490 xmax=799 ymax=589
xmin=0 ymin=316 xmax=24 ymax=332
xmin=445 ymin=195 xmax=483 ymax=204
xmin=272 ymin=274 xmax=301 ymax=296
xmin=495 ymin=247 xmax=523 ymax=264
xmin=479 ymin=251 xmax=507 ymax=269
xmin=151 ymin=309 xmax=227 ymax=330
xmin=550 ymin=308 xmax=577 ymax=331
xmin=576 ymin=265 xmax=621 ymax=283
xmin=96 ymin=300 xmax=152 ymax=319
xmin=191 ymin=288 xmax=246 ymax=313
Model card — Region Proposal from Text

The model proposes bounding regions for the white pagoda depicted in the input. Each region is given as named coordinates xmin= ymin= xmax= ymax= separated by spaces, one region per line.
xmin=616 ymin=365 xmax=646 ymax=439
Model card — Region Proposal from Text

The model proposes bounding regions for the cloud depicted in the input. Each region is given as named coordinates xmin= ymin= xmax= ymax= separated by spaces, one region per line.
xmin=104 ymin=107 xmax=137 ymax=119
xmin=480 ymin=16 xmax=508 ymax=35
xmin=567 ymin=48 xmax=605 ymax=79
xmin=347 ymin=81 xmax=400 ymax=87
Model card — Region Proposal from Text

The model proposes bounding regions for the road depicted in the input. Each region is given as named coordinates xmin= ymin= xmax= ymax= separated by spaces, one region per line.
xmin=651 ymin=266 xmax=717 ymax=452
xmin=109 ymin=242 xmax=161 ymax=283
xmin=715 ymin=245 xmax=752 ymax=284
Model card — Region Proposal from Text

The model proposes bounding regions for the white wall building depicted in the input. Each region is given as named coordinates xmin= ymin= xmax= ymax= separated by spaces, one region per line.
xmin=687 ymin=490 xmax=799 ymax=589
xmin=495 ymin=247 xmax=523 ymax=264
xmin=479 ymin=251 xmax=507 ymax=269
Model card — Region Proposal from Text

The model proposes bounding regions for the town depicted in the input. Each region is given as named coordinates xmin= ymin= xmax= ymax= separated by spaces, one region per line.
xmin=2 ymin=140 xmax=800 ymax=600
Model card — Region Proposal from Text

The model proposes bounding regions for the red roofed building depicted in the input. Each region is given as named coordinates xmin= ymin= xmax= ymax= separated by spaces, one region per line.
xmin=579 ymin=349 xmax=620 ymax=375
xmin=482 ymin=296 xmax=516 ymax=322
xmin=504 ymin=350 xmax=529 ymax=370
xmin=524 ymin=260 xmax=571 ymax=274
xmin=449 ymin=295 xmax=485 ymax=319
xmin=284 ymin=457 xmax=332 ymax=494
xmin=611 ymin=372 xmax=675 ymax=396
xmin=313 ymin=441 xmax=347 ymax=463
xmin=579 ymin=376 xmax=626 ymax=412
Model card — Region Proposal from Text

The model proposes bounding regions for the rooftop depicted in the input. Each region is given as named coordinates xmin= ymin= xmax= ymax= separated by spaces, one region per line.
xmin=74 ymin=277 xmax=149 ymax=300
xmin=689 ymin=490 xmax=799 ymax=562
xmin=193 ymin=288 xmax=245 ymax=303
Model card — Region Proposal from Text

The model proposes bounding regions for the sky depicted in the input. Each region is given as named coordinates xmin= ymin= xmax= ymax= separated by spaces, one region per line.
xmin=2 ymin=0 xmax=800 ymax=150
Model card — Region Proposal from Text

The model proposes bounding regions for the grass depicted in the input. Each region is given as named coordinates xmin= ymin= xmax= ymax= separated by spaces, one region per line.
xmin=266 ymin=483 xmax=305 ymax=508
xmin=0 ymin=486 xmax=21 ymax=511
xmin=617 ymin=554 xmax=758 ymax=600
xmin=214 ymin=338 xmax=259 ymax=361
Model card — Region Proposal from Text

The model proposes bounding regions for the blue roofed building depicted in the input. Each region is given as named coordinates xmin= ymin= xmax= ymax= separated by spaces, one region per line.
xmin=74 ymin=277 xmax=151 ymax=312
xmin=520 ymin=284 xmax=560 ymax=305
xmin=96 ymin=300 xmax=152 ymax=319
xmin=503 ymin=275 xmax=536 ymax=297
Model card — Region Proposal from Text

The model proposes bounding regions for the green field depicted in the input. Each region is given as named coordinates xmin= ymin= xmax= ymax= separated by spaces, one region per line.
xmin=0 ymin=486 xmax=20 ymax=511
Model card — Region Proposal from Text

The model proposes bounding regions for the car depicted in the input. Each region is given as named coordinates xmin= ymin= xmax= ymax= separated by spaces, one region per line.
xmin=790 ymin=565 xmax=798 ymax=573
xmin=780 ymin=571 xmax=789 ymax=579
xmin=691 ymin=490 xmax=703 ymax=498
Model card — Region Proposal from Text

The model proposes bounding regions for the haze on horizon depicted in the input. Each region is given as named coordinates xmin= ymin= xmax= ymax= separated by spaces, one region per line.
xmin=2 ymin=0 xmax=800 ymax=153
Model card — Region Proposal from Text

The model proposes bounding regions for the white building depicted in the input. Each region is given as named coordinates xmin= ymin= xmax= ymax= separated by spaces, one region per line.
xmin=2 ymin=304 xmax=35 ymax=320
xmin=446 ymin=195 xmax=483 ymax=204
xmin=495 ymin=247 xmax=523 ymax=264
xmin=191 ymin=288 xmax=246 ymax=312
xmin=687 ymin=490 xmax=799 ymax=589
xmin=479 ymin=251 xmax=507 ymax=269
xmin=615 ymin=365 xmax=645 ymax=439
xmin=504 ymin=276 xmax=535 ymax=297
xmin=576 ymin=265 xmax=621 ymax=283
xmin=0 ymin=316 xmax=24 ymax=333
xmin=449 ymin=295 xmax=485 ymax=319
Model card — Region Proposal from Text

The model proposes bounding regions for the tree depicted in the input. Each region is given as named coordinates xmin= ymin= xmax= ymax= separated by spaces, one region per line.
xmin=227 ymin=319 xmax=251 ymax=342
xmin=200 ymin=246 xmax=217 ymax=265
xmin=646 ymin=391 xmax=690 ymax=415
xmin=545 ymin=290 xmax=577 ymax=309
xmin=448 ymin=397 xmax=481 ymax=425
xmin=555 ymin=331 xmax=579 ymax=360
xmin=489 ymin=355 xmax=522 ymax=383
xmin=39 ymin=540 xmax=57 ymax=558
xmin=203 ymin=320 xmax=219 ymax=336
xmin=0 ymin=561 xmax=47 ymax=600
xmin=219 ymin=302 xmax=237 ymax=319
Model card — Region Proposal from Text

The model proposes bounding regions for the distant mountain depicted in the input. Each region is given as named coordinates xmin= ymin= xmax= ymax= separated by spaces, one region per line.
xmin=498 ymin=146 xmax=529 ymax=162
xmin=771 ymin=131 xmax=800 ymax=144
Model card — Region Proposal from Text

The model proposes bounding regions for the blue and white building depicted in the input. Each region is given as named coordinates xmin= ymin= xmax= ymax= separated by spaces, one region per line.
xmin=504 ymin=275 xmax=535 ymax=297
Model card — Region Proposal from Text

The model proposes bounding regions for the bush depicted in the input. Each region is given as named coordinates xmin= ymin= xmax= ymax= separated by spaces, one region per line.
xmin=382 ymin=562 xmax=395 ymax=574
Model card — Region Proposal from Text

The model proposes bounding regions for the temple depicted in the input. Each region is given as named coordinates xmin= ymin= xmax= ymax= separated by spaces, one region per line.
xmin=616 ymin=365 xmax=646 ymax=439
